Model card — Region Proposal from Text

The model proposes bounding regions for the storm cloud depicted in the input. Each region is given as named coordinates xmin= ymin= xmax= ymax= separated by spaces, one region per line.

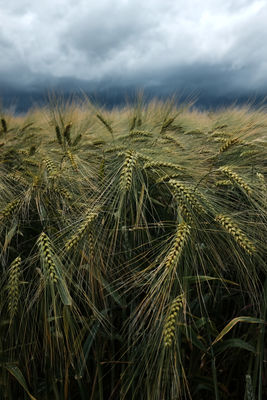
xmin=0 ymin=0 xmax=267 ymax=105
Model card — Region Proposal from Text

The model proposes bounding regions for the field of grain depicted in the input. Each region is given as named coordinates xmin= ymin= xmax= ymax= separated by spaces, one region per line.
xmin=0 ymin=95 xmax=266 ymax=399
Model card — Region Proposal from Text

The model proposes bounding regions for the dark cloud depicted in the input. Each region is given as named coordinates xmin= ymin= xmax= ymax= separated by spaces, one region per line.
xmin=0 ymin=0 xmax=267 ymax=108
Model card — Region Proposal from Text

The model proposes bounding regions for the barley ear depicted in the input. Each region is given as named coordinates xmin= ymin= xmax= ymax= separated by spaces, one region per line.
xmin=1 ymin=118 xmax=7 ymax=133
xmin=120 ymin=151 xmax=137 ymax=192
xmin=66 ymin=150 xmax=78 ymax=171
xmin=165 ymin=222 xmax=191 ymax=269
xmin=8 ymin=256 xmax=21 ymax=320
xmin=0 ymin=199 xmax=20 ymax=220
xmin=37 ymin=232 xmax=58 ymax=283
xmin=219 ymin=138 xmax=239 ymax=153
xmin=65 ymin=211 xmax=98 ymax=251
xmin=163 ymin=294 xmax=184 ymax=346
xmin=219 ymin=166 xmax=252 ymax=195
xmin=55 ymin=125 xmax=62 ymax=145
xmin=64 ymin=123 xmax=72 ymax=146
xmin=215 ymin=214 xmax=256 ymax=255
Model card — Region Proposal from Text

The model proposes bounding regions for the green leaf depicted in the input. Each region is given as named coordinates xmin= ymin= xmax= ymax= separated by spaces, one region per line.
xmin=78 ymin=321 xmax=100 ymax=377
xmin=214 ymin=338 xmax=256 ymax=353
xmin=212 ymin=316 xmax=264 ymax=346
xmin=3 ymin=221 xmax=18 ymax=252
xmin=57 ymin=276 xmax=72 ymax=306
xmin=5 ymin=365 xmax=37 ymax=400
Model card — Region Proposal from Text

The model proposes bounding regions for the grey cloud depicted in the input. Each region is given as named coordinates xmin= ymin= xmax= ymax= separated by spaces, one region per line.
xmin=0 ymin=0 xmax=267 ymax=103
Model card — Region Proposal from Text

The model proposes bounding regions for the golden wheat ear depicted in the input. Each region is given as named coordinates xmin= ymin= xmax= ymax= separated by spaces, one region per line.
xmin=219 ymin=166 xmax=252 ymax=195
xmin=219 ymin=138 xmax=239 ymax=153
xmin=165 ymin=222 xmax=191 ymax=269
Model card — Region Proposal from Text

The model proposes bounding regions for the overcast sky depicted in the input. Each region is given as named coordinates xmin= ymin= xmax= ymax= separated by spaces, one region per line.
xmin=1 ymin=0 xmax=267 ymax=102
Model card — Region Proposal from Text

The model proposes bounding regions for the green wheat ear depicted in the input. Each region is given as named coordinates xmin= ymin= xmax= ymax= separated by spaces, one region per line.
xmin=96 ymin=113 xmax=113 ymax=135
xmin=64 ymin=123 xmax=72 ymax=146
xmin=44 ymin=158 xmax=58 ymax=178
xmin=160 ymin=117 xmax=175 ymax=134
xmin=55 ymin=125 xmax=62 ymax=144
xmin=72 ymin=133 xmax=82 ymax=146
xmin=119 ymin=151 xmax=137 ymax=192
xmin=1 ymin=117 xmax=7 ymax=132
xmin=37 ymin=232 xmax=58 ymax=283
xmin=163 ymin=294 xmax=184 ymax=346
xmin=8 ymin=256 xmax=21 ymax=320
xmin=0 ymin=199 xmax=21 ymax=220
xmin=129 ymin=115 xmax=137 ymax=131
xmin=65 ymin=211 xmax=98 ymax=252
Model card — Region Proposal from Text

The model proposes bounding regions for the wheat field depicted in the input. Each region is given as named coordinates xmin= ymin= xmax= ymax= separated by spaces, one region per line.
xmin=0 ymin=94 xmax=266 ymax=399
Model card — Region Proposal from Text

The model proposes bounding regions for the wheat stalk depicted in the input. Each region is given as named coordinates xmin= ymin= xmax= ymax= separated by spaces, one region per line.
xmin=104 ymin=145 xmax=126 ymax=154
xmin=245 ymin=375 xmax=255 ymax=400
